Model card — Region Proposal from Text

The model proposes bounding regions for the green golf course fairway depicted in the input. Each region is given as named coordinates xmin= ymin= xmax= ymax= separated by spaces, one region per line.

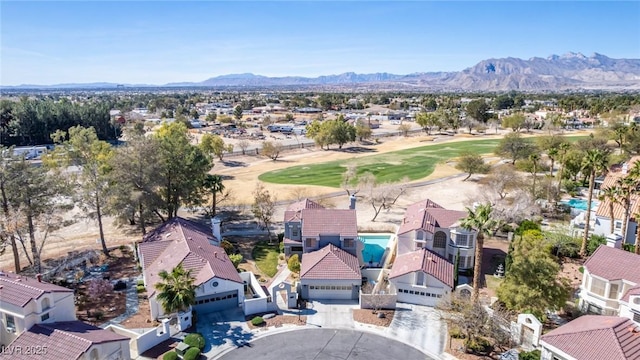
xmin=258 ymin=136 xmax=586 ymax=188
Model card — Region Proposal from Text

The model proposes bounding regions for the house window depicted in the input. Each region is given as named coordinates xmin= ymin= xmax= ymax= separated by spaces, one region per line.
xmin=448 ymin=254 xmax=454 ymax=262
xmin=434 ymin=232 xmax=447 ymax=248
xmin=615 ymin=221 xmax=622 ymax=230
xmin=343 ymin=239 xmax=355 ymax=248
xmin=415 ymin=241 xmax=424 ymax=249
xmin=456 ymin=234 xmax=469 ymax=247
xmin=416 ymin=231 xmax=424 ymax=240
xmin=292 ymin=227 xmax=299 ymax=237
xmin=590 ymin=278 xmax=606 ymax=297
xmin=633 ymin=311 xmax=640 ymax=323
xmin=41 ymin=313 xmax=50 ymax=322
xmin=6 ymin=314 xmax=15 ymax=331
xmin=416 ymin=272 xmax=425 ymax=286
xmin=609 ymin=283 xmax=619 ymax=299
xmin=305 ymin=238 xmax=316 ymax=247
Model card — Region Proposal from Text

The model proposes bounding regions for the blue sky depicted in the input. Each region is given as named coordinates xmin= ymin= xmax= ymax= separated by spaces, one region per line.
xmin=1 ymin=1 xmax=639 ymax=85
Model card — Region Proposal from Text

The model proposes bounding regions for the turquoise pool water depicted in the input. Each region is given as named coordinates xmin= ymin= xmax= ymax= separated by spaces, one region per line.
xmin=359 ymin=234 xmax=392 ymax=265
xmin=562 ymin=198 xmax=599 ymax=211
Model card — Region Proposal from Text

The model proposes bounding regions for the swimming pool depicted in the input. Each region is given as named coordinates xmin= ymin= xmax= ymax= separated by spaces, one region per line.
xmin=561 ymin=198 xmax=599 ymax=211
xmin=359 ymin=234 xmax=393 ymax=267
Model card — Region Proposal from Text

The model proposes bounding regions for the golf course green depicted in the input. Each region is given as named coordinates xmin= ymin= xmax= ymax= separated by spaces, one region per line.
xmin=258 ymin=136 xmax=586 ymax=188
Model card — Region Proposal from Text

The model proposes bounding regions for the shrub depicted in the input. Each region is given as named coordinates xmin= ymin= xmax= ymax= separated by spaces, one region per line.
xmin=578 ymin=266 xmax=584 ymax=273
xmin=251 ymin=316 xmax=264 ymax=326
xmin=94 ymin=311 xmax=104 ymax=321
xmin=279 ymin=241 xmax=284 ymax=253
xmin=287 ymin=254 xmax=300 ymax=273
xmin=587 ymin=234 xmax=606 ymax=255
xmin=465 ymin=337 xmax=492 ymax=355
xmin=162 ymin=351 xmax=178 ymax=360
xmin=519 ymin=349 xmax=541 ymax=360
xmin=229 ymin=254 xmax=243 ymax=269
xmin=184 ymin=333 xmax=206 ymax=351
xmin=515 ymin=220 xmax=541 ymax=235
xmin=277 ymin=232 xmax=284 ymax=242
xmin=183 ymin=347 xmax=201 ymax=360
xmin=136 ymin=285 xmax=146 ymax=293
xmin=221 ymin=240 xmax=234 ymax=254
xmin=449 ymin=327 xmax=466 ymax=339
xmin=87 ymin=278 xmax=113 ymax=301
xmin=137 ymin=279 xmax=145 ymax=286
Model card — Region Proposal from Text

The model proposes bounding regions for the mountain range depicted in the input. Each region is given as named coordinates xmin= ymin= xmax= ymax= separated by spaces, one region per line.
xmin=4 ymin=52 xmax=640 ymax=91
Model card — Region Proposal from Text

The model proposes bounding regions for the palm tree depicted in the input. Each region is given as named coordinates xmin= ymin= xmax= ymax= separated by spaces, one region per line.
xmin=202 ymin=174 xmax=225 ymax=218
xmin=580 ymin=149 xmax=609 ymax=257
xmin=598 ymin=186 xmax=620 ymax=235
xmin=633 ymin=211 xmax=640 ymax=255
xmin=155 ymin=264 xmax=197 ymax=316
xmin=556 ymin=142 xmax=571 ymax=195
xmin=460 ymin=203 xmax=498 ymax=303
xmin=530 ymin=154 xmax=540 ymax=197
xmin=547 ymin=147 xmax=558 ymax=177
xmin=616 ymin=177 xmax=635 ymax=244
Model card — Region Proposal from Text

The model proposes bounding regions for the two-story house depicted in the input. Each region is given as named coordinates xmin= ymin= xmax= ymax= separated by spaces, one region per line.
xmin=578 ymin=244 xmax=640 ymax=316
xmin=138 ymin=217 xmax=246 ymax=318
xmin=0 ymin=272 xmax=130 ymax=360
xmin=593 ymin=157 xmax=640 ymax=244
xmin=283 ymin=198 xmax=364 ymax=300
xmin=389 ymin=248 xmax=454 ymax=306
xmin=395 ymin=199 xmax=475 ymax=269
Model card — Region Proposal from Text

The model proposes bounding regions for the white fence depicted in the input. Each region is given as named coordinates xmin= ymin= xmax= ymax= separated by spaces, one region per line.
xmin=105 ymin=319 xmax=171 ymax=358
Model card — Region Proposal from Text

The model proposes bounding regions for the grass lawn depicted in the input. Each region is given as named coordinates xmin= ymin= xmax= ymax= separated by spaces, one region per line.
xmin=259 ymin=136 xmax=586 ymax=187
xmin=252 ymin=241 xmax=280 ymax=277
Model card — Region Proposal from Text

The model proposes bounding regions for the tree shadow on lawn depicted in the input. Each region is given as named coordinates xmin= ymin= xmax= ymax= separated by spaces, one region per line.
xmin=222 ymin=160 xmax=247 ymax=168
xmin=328 ymin=146 xmax=377 ymax=154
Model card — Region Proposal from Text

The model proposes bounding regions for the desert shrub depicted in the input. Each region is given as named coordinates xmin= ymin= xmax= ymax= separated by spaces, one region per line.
xmin=184 ymin=333 xmax=206 ymax=351
xmin=229 ymin=254 xmax=243 ymax=269
xmin=278 ymin=253 xmax=285 ymax=261
xmin=465 ymin=337 xmax=492 ymax=355
xmin=449 ymin=327 xmax=466 ymax=339
xmin=578 ymin=266 xmax=584 ymax=273
xmin=137 ymin=279 xmax=145 ymax=286
xmin=515 ymin=220 xmax=541 ymax=235
xmin=287 ymin=254 xmax=300 ymax=273
xmin=87 ymin=278 xmax=113 ymax=301
xmin=94 ymin=311 xmax=104 ymax=321
xmin=136 ymin=285 xmax=146 ymax=293
xmin=162 ymin=351 xmax=178 ymax=360
xmin=183 ymin=347 xmax=201 ymax=360
xmin=279 ymin=241 xmax=284 ymax=253
xmin=221 ymin=240 xmax=234 ymax=254
xmin=519 ymin=349 xmax=541 ymax=360
xmin=515 ymin=158 xmax=550 ymax=173
xmin=562 ymin=180 xmax=580 ymax=196
xmin=587 ymin=234 xmax=607 ymax=255
xmin=251 ymin=316 xmax=264 ymax=326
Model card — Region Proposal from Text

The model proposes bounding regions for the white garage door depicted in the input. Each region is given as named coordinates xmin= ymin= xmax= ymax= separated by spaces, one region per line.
xmin=309 ymin=284 xmax=354 ymax=300
xmin=396 ymin=288 xmax=440 ymax=307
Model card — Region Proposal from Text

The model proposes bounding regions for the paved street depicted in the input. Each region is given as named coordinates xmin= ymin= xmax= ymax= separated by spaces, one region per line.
xmin=218 ymin=328 xmax=433 ymax=360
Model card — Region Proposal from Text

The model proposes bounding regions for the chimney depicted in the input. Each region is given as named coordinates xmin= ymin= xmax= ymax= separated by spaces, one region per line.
xmin=36 ymin=274 xmax=42 ymax=282
xmin=606 ymin=233 xmax=623 ymax=249
xmin=349 ymin=194 xmax=356 ymax=210
xmin=210 ymin=216 xmax=222 ymax=246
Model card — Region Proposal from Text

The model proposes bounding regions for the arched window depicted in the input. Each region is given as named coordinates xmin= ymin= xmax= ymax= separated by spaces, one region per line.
xmin=433 ymin=231 xmax=447 ymax=248
xmin=90 ymin=348 xmax=99 ymax=360
xmin=41 ymin=297 xmax=51 ymax=310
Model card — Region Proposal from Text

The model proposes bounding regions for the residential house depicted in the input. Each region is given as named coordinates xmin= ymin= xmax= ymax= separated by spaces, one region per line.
xmin=7 ymin=321 xmax=131 ymax=360
xmin=396 ymin=199 xmax=475 ymax=270
xmin=138 ymin=217 xmax=246 ymax=318
xmin=388 ymin=248 xmax=454 ymax=306
xmin=579 ymin=244 xmax=640 ymax=317
xmin=593 ymin=157 xmax=640 ymax=244
xmin=539 ymin=315 xmax=640 ymax=360
xmin=299 ymin=244 xmax=361 ymax=300
xmin=282 ymin=198 xmax=361 ymax=260
xmin=0 ymin=272 xmax=130 ymax=359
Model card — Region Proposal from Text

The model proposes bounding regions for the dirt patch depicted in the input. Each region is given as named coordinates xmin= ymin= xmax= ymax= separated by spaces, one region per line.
xmin=120 ymin=297 xmax=159 ymax=329
xmin=446 ymin=337 xmax=495 ymax=360
xmin=246 ymin=314 xmax=307 ymax=329
xmin=353 ymin=309 xmax=395 ymax=327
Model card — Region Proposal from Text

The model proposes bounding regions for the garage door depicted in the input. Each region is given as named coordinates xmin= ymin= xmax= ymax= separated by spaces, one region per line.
xmin=193 ymin=290 xmax=238 ymax=313
xmin=308 ymin=285 xmax=354 ymax=300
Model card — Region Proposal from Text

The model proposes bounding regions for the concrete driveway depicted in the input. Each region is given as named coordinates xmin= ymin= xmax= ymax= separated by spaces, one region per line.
xmin=304 ymin=300 xmax=359 ymax=329
xmin=383 ymin=303 xmax=446 ymax=358
xmin=218 ymin=328 xmax=433 ymax=360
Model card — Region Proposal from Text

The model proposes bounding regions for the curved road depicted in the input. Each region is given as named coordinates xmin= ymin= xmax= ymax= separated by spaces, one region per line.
xmin=218 ymin=328 xmax=433 ymax=360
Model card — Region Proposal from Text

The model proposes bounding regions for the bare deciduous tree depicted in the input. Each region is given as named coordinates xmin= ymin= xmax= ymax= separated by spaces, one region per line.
xmin=481 ymin=165 xmax=521 ymax=200
xmin=237 ymin=139 xmax=250 ymax=155
xmin=341 ymin=163 xmax=361 ymax=196
xmin=252 ymin=182 xmax=276 ymax=243
xmin=359 ymin=173 xmax=409 ymax=221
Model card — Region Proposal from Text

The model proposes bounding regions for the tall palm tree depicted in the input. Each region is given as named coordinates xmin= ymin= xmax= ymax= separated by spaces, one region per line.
xmin=556 ymin=142 xmax=571 ymax=196
xmin=598 ymin=186 xmax=620 ymax=235
xmin=202 ymin=174 xmax=225 ymax=218
xmin=547 ymin=147 xmax=558 ymax=177
xmin=530 ymin=154 xmax=540 ymax=197
xmin=633 ymin=211 xmax=640 ymax=254
xmin=460 ymin=203 xmax=498 ymax=303
xmin=155 ymin=264 xmax=197 ymax=315
xmin=616 ymin=177 xmax=635 ymax=244
xmin=580 ymin=149 xmax=609 ymax=257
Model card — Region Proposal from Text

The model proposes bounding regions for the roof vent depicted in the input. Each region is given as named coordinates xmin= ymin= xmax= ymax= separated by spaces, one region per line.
xmin=214 ymin=252 xmax=218 ymax=258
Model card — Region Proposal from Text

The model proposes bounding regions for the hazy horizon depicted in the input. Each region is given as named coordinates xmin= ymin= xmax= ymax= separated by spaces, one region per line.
xmin=2 ymin=1 xmax=639 ymax=86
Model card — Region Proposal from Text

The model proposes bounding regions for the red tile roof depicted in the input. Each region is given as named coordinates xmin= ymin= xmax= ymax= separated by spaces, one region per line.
xmin=7 ymin=321 xmax=129 ymax=360
xmin=0 ymin=272 xmax=73 ymax=308
xmin=284 ymin=198 xmax=324 ymax=222
xmin=300 ymin=209 xmax=358 ymax=237
xmin=584 ymin=245 xmax=640 ymax=284
xmin=541 ymin=315 xmax=640 ymax=360
xmin=389 ymin=248 xmax=454 ymax=288
xmin=622 ymin=284 xmax=640 ymax=302
xmin=139 ymin=217 xmax=242 ymax=297
xmin=301 ymin=244 xmax=361 ymax=280
xmin=398 ymin=199 xmax=467 ymax=235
